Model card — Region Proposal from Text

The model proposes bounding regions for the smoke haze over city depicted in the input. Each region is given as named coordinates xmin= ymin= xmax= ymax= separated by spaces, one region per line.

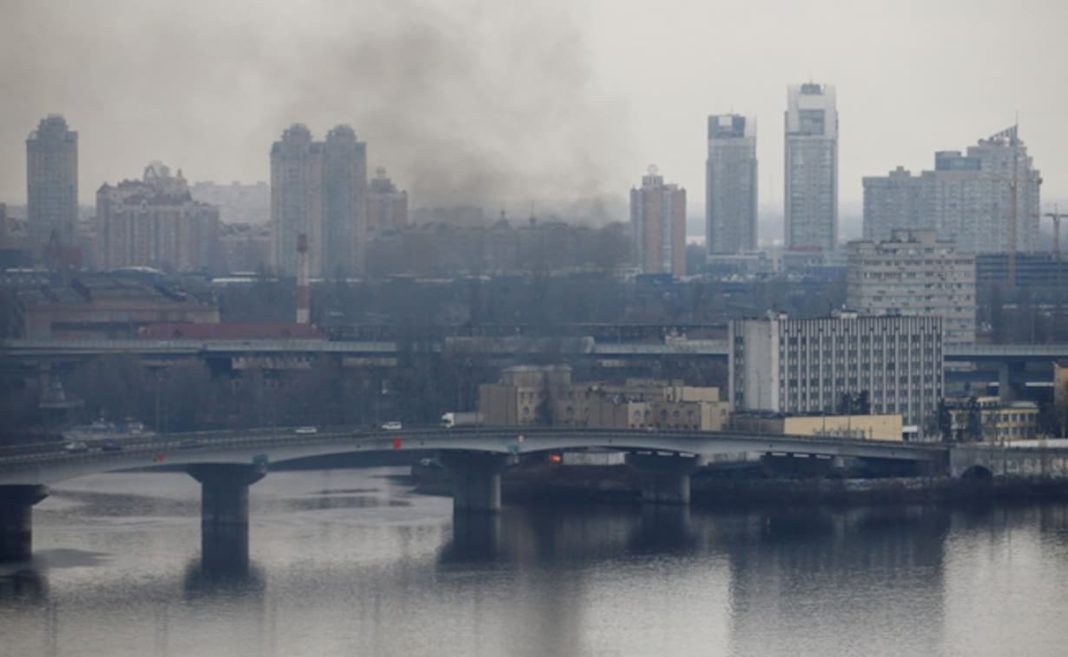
xmin=2 ymin=0 xmax=1067 ymax=221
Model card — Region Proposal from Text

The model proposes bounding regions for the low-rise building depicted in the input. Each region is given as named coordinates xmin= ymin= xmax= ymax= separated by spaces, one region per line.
xmin=1055 ymin=361 xmax=1068 ymax=438
xmin=15 ymin=272 xmax=218 ymax=339
xmin=730 ymin=412 xmax=903 ymax=441
xmin=946 ymin=396 xmax=1039 ymax=443
xmin=478 ymin=366 xmax=730 ymax=431
xmin=218 ymin=222 xmax=271 ymax=273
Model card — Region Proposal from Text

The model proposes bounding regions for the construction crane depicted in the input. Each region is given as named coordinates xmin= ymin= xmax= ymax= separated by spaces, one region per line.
xmin=1006 ymin=125 xmax=1021 ymax=288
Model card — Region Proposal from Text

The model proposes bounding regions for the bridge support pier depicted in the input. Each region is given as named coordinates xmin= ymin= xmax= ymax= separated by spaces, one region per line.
xmin=0 ymin=485 xmax=49 ymax=562
xmin=187 ymin=464 xmax=266 ymax=574
xmin=439 ymin=452 xmax=513 ymax=513
xmin=627 ymin=453 xmax=705 ymax=505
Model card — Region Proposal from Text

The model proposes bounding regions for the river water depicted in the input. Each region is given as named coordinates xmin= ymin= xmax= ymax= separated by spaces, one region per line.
xmin=2 ymin=467 xmax=1067 ymax=657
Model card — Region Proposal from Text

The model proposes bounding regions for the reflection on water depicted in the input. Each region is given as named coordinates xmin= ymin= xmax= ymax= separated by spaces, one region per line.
xmin=2 ymin=469 xmax=1068 ymax=657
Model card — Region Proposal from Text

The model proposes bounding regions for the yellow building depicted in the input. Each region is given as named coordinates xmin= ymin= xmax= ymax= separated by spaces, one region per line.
xmin=479 ymin=369 xmax=730 ymax=431
xmin=1055 ymin=361 xmax=1068 ymax=438
xmin=730 ymin=413 xmax=904 ymax=441
xmin=477 ymin=365 xmax=574 ymax=426
xmin=947 ymin=396 xmax=1039 ymax=443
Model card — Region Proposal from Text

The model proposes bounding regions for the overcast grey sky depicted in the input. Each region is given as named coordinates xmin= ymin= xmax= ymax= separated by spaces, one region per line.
xmin=1 ymin=0 xmax=1066 ymax=221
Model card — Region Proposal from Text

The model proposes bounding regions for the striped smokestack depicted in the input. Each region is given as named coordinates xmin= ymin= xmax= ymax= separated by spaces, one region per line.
xmin=296 ymin=233 xmax=310 ymax=324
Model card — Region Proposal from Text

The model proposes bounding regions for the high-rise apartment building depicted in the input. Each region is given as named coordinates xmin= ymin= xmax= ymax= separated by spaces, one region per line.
xmin=847 ymin=229 xmax=976 ymax=346
xmin=706 ymin=114 xmax=758 ymax=255
xmin=862 ymin=166 xmax=924 ymax=240
xmin=366 ymin=168 xmax=409 ymax=234
xmin=321 ymin=125 xmax=367 ymax=278
xmin=270 ymin=124 xmax=318 ymax=276
xmin=96 ymin=162 xmax=220 ymax=272
xmin=630 ymin=166 xmax=686 ymax=277
xmin=729 ymin=313 xmax=943 ymax=435
xmin=784 ymin=83 xmax=838 ymax=253
xmin=26 ymin=115 xmax=78 ymax=252
xmin=862 ymin=127 xmax=1041 ymax=253
xmin=270 ymin=124 xmax=368 ymax=277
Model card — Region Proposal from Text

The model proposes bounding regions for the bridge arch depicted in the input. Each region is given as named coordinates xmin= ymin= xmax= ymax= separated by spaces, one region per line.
xmin=960 ymin=464 xmax=994 ymax=480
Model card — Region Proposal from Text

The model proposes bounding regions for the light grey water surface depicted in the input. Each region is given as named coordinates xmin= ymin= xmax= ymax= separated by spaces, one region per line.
xmin=2 ymin=468 xmax=1067 ymax=657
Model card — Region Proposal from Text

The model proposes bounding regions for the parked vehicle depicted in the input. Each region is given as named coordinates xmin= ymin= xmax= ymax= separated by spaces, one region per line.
xmin=63 ymin=441 xmax=88 ymax=453
xmin=440 ymin=412 xmax=482 ymax=429
xmin=294 ymin=426 xmax=318 ymax=435
xmin=380 ymin=421 xmax=403 ymax=431
xmin=99 ymin=439 xmax=123 ymax=452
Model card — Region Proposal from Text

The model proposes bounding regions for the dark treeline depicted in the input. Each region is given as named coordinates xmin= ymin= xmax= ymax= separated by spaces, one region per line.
xmin=365 ymin=220 xmax=632 ymax=278
xmin=217 ymin=274 xmax=848 ymax=329
xmin=979 ymin=283 xmax=1068 ymax=344
xmin=0 ymin=348 xmax=728 ymax=442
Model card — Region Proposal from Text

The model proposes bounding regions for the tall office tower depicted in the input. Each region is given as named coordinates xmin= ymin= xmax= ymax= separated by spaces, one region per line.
xmin=321 ymin=125 xmax=367 ymax=278
xmin=96 ymin=162 xmax=220 ymax=272
xmin=706 ymin=114 xmax=758 ymax=255
xmin=366 ymin=168 xmax=409 ymax=234
xmin=729 ymin=313 xmax=944 ymax=435
xmin=862 ymin=127 xmax=1041 ymax=253
xmin=270 ymin=124 xmax=318 ymax=276
xmin=26 ymin=115 xmax=78 ymax=252
xmin=270 ymin=124 xmax=368 ymax=277
xmin=630 ymin=166 xmax=686 ymax=277
xmin=847 ymin=229 xmax=976 ymax=346
xmin=784 ymin=83 xmax=838 ymax=252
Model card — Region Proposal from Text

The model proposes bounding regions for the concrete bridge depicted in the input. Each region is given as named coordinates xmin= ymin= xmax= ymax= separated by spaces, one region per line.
xmin=0 ymin=426 xmax=947 ymax=564
xmin=949 ymin=444 xmax=1068 ymax=479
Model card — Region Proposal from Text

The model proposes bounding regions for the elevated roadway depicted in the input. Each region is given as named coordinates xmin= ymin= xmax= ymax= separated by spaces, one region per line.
xmin=4 ymin=338 xmax=1068 ymax=363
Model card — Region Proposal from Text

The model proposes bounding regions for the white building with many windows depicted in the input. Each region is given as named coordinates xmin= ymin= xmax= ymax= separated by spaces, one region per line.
xmin=846 ymin=229 xmax=975 ymax=346
xmin=729 ymin=313 xmax=943 ymax=437
xmin=861 ymin=126 xmax=1041 ymax=253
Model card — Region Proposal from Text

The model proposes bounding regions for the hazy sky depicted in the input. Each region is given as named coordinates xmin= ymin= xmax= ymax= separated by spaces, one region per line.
xmin=2 ymin=0 xmax=1066 ymax=223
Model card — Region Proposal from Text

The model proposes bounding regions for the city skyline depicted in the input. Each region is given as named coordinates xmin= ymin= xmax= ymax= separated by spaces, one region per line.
xmin=1 ymin=0 xmax=1066 ymax=222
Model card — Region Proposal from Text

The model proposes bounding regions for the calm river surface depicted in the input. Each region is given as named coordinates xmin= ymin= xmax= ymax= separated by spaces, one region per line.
xmin=2 ymin=468 xmax=1068 ymax=657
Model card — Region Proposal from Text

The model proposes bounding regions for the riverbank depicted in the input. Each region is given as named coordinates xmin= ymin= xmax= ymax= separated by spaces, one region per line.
xmin=410 ymin=462 xmax=1068 ymax=507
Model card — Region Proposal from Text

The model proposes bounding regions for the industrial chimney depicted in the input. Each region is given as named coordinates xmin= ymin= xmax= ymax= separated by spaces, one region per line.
xmin=296 ymin=233 xmax=310 ymax=324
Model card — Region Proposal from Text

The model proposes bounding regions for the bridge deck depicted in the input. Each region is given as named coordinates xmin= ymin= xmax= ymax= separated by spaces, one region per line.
xmin=0 ymin=426 xmax=947 ymax=486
